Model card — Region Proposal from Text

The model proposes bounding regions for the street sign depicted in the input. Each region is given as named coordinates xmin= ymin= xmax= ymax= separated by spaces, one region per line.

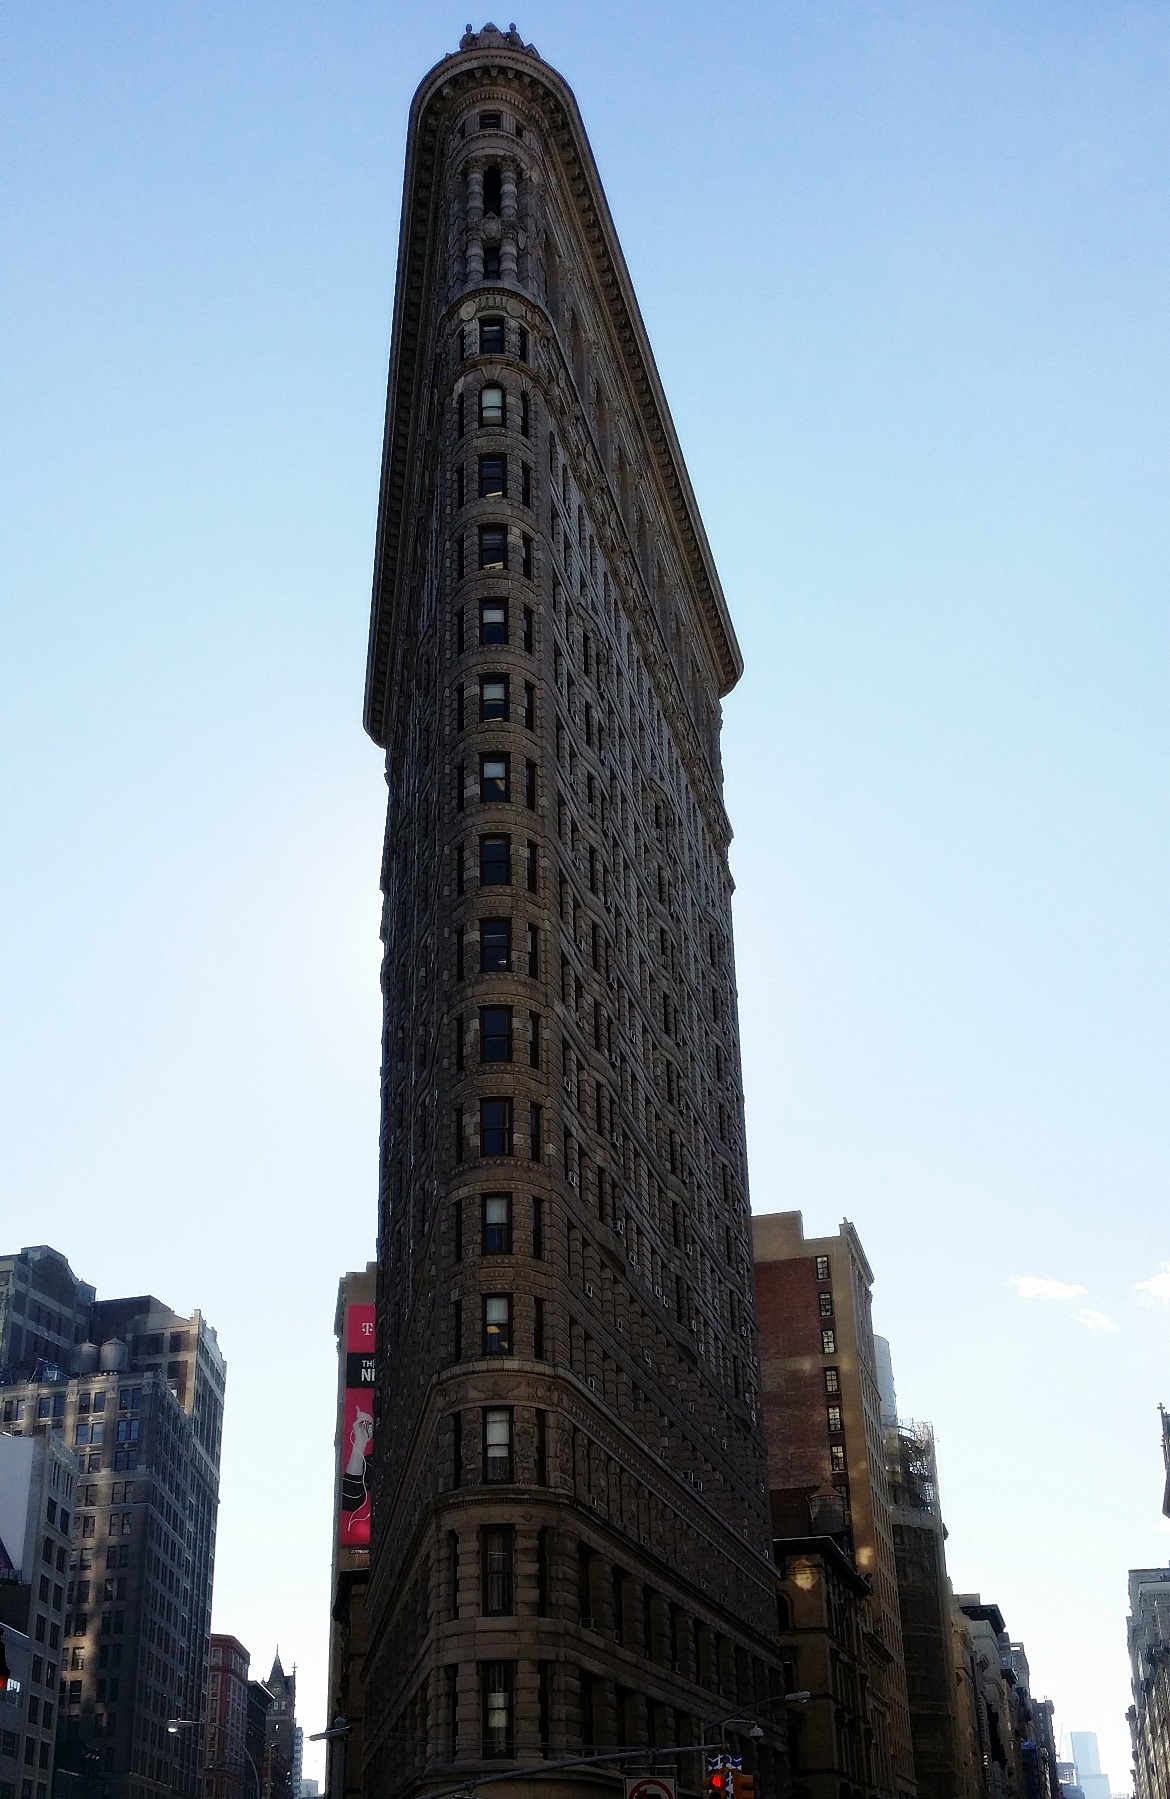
xmin=625 ymin=1779 xmax=676 ymax=1799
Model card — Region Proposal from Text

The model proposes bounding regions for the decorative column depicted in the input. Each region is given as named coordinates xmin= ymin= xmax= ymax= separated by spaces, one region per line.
xmin=465 ymin=162 xmax=484 ymax=287
xmin=500 ymin=163 xmax=519 ymax=282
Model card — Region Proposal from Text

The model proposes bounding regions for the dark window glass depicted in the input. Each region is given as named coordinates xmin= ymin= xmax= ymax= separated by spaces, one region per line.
xmin=525 ymin=840 xmax=538 ymax=892
xmin=522 ymin=607 xmax=534 ymax=653
xmin=524 ymin=761 xmax=536 ymax=810
xmin=480 ymin=385 xmax=505 ymax=428
xmin=482 ymin=1526 xmax=514 ymax=1615
xmin=480 ymin=754 xmax=509 ymax=802
xmin=482 ymin=1194 xmax=512 ymax=1255
xmin=480 ymin=676 xmax=508 ymax=721
xmin=527 ymin=923 xmax=540 ymax=978
xmin=483 ymin=243 xmax=501 ymax=279
xmin=479 ymin=111 xmax=501 ymax=130
xmin=480 ymin=599 xmax=507 ymax=644
xmin=521 ymin=463 xmax=532 ymax=507
xmin=481 ymin=1098 xmax=513 ymax=1157
xmin=518 ymin=329 xmax=529 ymax=365
xmin=480 ymin=1007 xmax=513 ymax=1063
xmin=479 ymin=455 xmax=507 ymax=498
xmin=480 ymin=836 xmax=511 ymax=885
xmin=523 ymin=681 xmax=535 ymax=729
xmin=520 ymin=391 xmax=530 ymax=436
xmin=528 ymin=1010 xmax=541 ymax=1069
xmin=479 ymin=526 xmax=508 ymax=571
xmin=483 ymin=1294 xmax=512 ymax=1356
xmin=480 ymin=918 xmax=511 ymax=972
xmin=457 ymin=392 xmax=466 ymax=437
xmin=521 ymin=534 xmax=532 ymax=579
xmin=456 ymin=844 xmax=465 ymax=895
xmin=533 ymin=1296 xmax=546 ymax=1361
xmin=528 ymin=1102 xmax=541 ymax=1161
xmin=531 ymin=1197 xmax=544 ymax=1260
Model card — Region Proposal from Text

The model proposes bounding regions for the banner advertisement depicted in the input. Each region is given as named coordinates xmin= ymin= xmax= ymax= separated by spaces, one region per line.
xmin=338 ymin=1303 xmax=375 ymax=1547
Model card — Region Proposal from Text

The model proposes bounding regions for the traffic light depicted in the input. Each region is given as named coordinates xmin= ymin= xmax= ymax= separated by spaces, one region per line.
xmin=736 ymin=1776 xmax=756 ymax=1799
xmin=707 ymin=1767 xmax=730 ymax=1799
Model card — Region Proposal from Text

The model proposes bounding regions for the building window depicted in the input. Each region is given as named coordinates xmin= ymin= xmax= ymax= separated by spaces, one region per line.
xmin=480 ymin=917 xmax=511 ymax=972
xmin=525 ymin=840 xmax=539 ymax=892
xmin=481 ymin=1661 xmax=514 ymax=1757
xmin=523 ymin=681 xmax=535 ymax=730
xmin=457 ymin=391 xmax=466 ymax=437
xmin=521 ymin=463 xmax=532 ymax=507
xmin=520 ymin=391 xmax=530 ymax=436
xmin=480 ymin=598 xmax=508 ymax=644
xmin=454 ymin=1105 xmax=466 ymax=1163
xmin=479 ymin=315 xmax=505 ymax=354
xmin=527 ymin=923 xmax=540 ymax=978
xmin=480 ymin=675 xmax=509 ymax=721
xmin=522 ymin=606 xmax=534 ymax=653
xmin=479 ymin=385 xmax=505 ymax=428
xmin=528 ymin=1010 xmax=541 ymax=1069
xmin=478 ymin=454 xmax=507 ymax=499
xmin=826 ymin=1406 xmax=843 ymax=1433
xmin=818 ymin=1291 xmax=833 ymax=1317
xmin=521 ymin=534 xmax=533 ymax=579
xmin=531 ymin=1197 xmax=544 ymax=1259
xmin=455 ymin=1014 xmax=465 ymax=1070
xmin=479 ymin=111 xmax=502 ymax=131
xmin=815 ymin=1255 xmax=830 ymax=1280
xmin=830 ymin=1444 xmax=846 ymax=1472
xmin=482 ymin=1193 xmax=512 ymax=1254
xmin=480 ymin=836 xmax=511 ymax=885
xmin=824 ymin=1367 xmax=839 ymax=1395
xmin=529 ymin=1102 xmax=542 ymax=1161
xmin=483 ymin=243 xmax=502 ymax=279
xmin=480 ymin=1098 xmax=513 ymax=1157
xmin=482 ymin=1527 xmax=514 ymax=1615
xmin=483 ymin=1409 xmax=513 ymax=1483
xmin=523 ymin=760 xmax=537 ymax=810
xmin=480 ymin=754 xmax=509 ymax=803
xmin=480 ymin=1007 xmax=513 ymax=1063
xmin=483 ymin=1295 xmax=512 ymax=1356
xmin=821 ymin=1329 xmax=836 ymax=1355
xmin=518 ymin=329 xmax=529 ymax=364
xmin=479 ymin=525 xmax=508 ymax=571
xmin=533 ymin=1296 xmax=546 ymax=1360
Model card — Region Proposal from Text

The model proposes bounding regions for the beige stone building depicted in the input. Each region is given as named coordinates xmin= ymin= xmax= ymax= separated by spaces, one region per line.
xmin=360 ymin=22 xmax=784 ymax=1799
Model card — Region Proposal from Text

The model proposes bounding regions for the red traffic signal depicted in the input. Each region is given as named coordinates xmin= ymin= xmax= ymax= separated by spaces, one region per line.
xmin=707 ymin=1772 xmax=730 ymax=1798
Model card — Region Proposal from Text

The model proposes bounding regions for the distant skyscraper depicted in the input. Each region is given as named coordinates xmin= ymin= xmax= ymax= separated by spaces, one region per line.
xmin=361 ymin=21 xmax=782 ymax=1796
xmin=0 ymin=1430 xmax=76 ymax=1799
xmin=0 ymin=1249 xmax=225 ymax=1799
xmin=1069 ymin=1730 xmax=1111 ymax=1799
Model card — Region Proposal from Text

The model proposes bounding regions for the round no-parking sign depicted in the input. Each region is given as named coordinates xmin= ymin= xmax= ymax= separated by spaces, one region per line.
xmin=625 ymin=1780 xmax=676 ymax=1799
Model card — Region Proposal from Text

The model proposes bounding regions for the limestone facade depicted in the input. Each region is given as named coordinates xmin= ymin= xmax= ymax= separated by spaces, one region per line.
xmin=362 ymin=23 xmax=783 ymax=1799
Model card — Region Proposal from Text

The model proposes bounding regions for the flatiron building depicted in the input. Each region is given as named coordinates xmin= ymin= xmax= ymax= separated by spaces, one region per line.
xmin=363 ymin=25 xmax=782 ymax=1796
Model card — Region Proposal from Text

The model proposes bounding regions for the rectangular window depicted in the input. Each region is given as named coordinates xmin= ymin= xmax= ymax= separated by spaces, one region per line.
xmin=454 ymin=1105 xmax=466 ymax=1164
xmin=827 ymin=1406 xmax=843 ymax=1433
xmin=480 ymin=675 xmax=509 ymax=721
xmin=520 ymin=390 xmax=530 ymax=435
xmin=479 ymin=316 xmax=506 ymax=355
xmin=480 ymin=836 xmax=511 ymax=885
xmin=830 ymin=1444 xmax=847 ymax=1472
xmin=455 ymin=1015 xmax=465 ymax=1071
xmin=479 ymin=526 xmax=508 ymax=571
xmin=522 ymin=606 xmax=534 ymax=653
xmin=480 ymin=1098 xmax=513 ymax=1157
xmin=483 ymin=1295 xmax=512 ymax=1356
xmin=484 ymin=1408 xmax=513 ymax=1483
xmin=483 ymin=244 xmax=501 ymax=279
xmin=529 ymin=1102 xmax=542 ymax=1162
xmin=521 ymin=534 xmax=533 ymax=579
xmin=456 ymin=682 xmax=466 ymax=731
xmin=818 ymin=1291 xmax=833 ymax=1317
xmin=815 ymin=1255 xmax=831 ymax=1280
xmin=521 ymin=463 xmax=532 ymax=508
xmin=456 ymin=761 xmax=465 ymax=811
xmin=456 ymin=924 xmax=466 ymax=978
xmin=824 ymin=1367 xmax=839 ymax=1394
xmin=480 ymin=916 xmax=511 ymax=971
xmin=478 ymin=454 xmax=507 ymax=498
xmin=518 ymin=328 xmax=529 ymax=365
xmin=481 ymin=1661 xmax=514 ymax=1758
xmin=531 ymin=1196 xmax=544 ymax=1259
xmin=456 ymin=842 xmax=465 ymax=895
xmin=479 ymin=384 xmax=505 ymax=428
xmin=457 ymin=392 xmax=466 ymax=437
xmin=524 ymin=761 xmax=537 ymax=810
xmin=525 ymin=840 xmax=539 ymax=893
xmin=523 ymin=681 xmax=535 ymax=730
xmin=821 ymin=1329 xmax=836 ymax=1355
xmin=480 ymin=1006 xmax=512 ymax=1063
xmin=479 ymin=598 xmax=508 ymax=644
xmin=450 ymin=1301 xmax=463 ymax=1363
xmin=533 ymin=1297 xmax=546 ymax=1360
xmin=528 ymin=1010 xmax=541 ymax=1069
xmin=527 ymin=923 xmax=540 ymax=978
xmin=482 ymin=1526 xmax=514 ymax=1615
xmin=480 ymin=754 xmax=510 ymax=802
xmin=482 ymin=1193 xmax=512 ymax=1254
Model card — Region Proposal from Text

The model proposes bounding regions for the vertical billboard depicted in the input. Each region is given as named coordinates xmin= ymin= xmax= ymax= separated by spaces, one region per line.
xmin=338 ymin=1304 xmax=375 ymax=1547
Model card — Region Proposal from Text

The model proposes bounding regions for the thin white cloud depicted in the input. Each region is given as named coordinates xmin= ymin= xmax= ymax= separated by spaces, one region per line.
xmin=1007 ymin=1275 xmax=1087 ymax=1301
xmin=1137 ymin=1266 xmax=1170 ymax=1303
xmin=1076 ymin=1308 xmax=1115 ymax=1332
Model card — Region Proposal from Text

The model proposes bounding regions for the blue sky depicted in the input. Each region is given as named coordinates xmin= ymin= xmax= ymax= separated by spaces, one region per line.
xmin=3 ymin=2 xmax=1168 ymax=1785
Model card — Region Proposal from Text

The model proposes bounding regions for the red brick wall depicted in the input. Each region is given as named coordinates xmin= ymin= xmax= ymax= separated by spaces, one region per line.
xmin=755 ymin=1255 xmax=833 ymax=1491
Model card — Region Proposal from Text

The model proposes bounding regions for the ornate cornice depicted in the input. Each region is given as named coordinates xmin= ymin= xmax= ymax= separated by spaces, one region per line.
xmin=364 ymin=36 xmax=743 ymax=747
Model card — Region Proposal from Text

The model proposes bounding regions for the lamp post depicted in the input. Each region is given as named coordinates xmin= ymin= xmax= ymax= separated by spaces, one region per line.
xmin=308 ymin=1715 xmax=349 ymax=1799
xmin=165 ymin=1719 xmax=197 ymax=1799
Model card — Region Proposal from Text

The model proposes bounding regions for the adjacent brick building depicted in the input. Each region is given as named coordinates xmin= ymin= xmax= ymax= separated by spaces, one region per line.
xmin=207 ymin=1635 xmax=251 ymax=1799
xmin=753 ymin=1212 xmax=915 ymax=1799
xmin=361 ymin=22 xmax=783 ymax=1799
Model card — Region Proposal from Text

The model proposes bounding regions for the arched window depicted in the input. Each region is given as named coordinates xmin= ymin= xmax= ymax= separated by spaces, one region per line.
xmin=483 ymin=164 xmax=502 ymax=217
